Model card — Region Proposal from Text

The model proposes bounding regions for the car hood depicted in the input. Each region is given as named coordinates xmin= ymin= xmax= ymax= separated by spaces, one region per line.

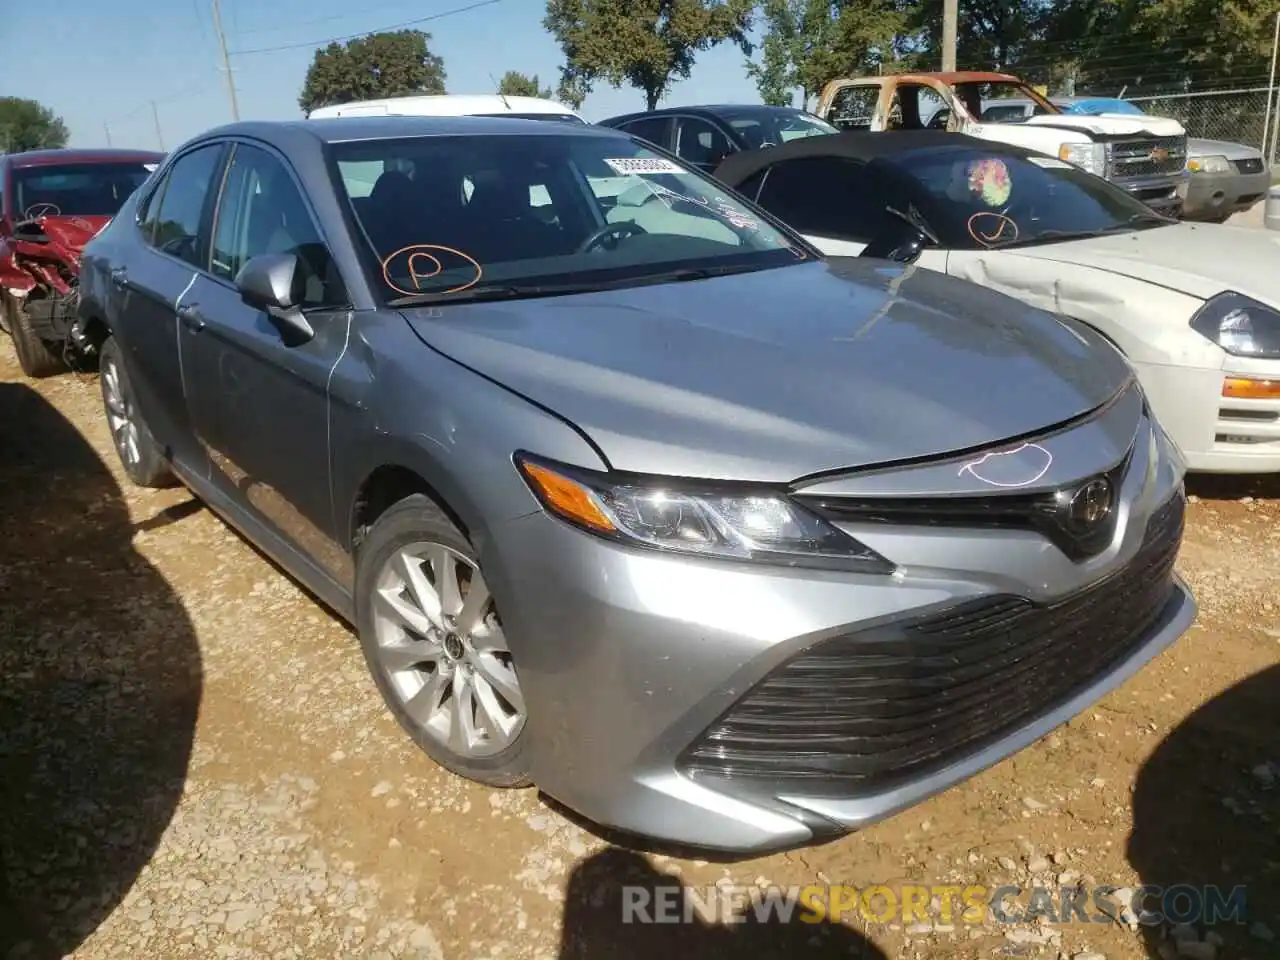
xmin=1004 ymin=222 xmax=1280 ymax=306
xmin=1024 ymin=112 xmax=1186 ymax=137
xmin=399 ymin=260 xmax=1130 ymax=482
xmin=1188 ymin=137 xmax=1264 ymax=161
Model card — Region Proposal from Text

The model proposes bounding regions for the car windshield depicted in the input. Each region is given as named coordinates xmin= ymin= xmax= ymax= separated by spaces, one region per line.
xmin=888 ymin=145 xmax=1172 ymax=250
xmin=330 ymin=132 xmax=807 ymax=301
xmin=721 ymin=109 xmax=838 ymax=148
xmin=12 ymin=161 xmax=156 ymax=219
xmin=959 ymin=82 xmax=1056 ymax=122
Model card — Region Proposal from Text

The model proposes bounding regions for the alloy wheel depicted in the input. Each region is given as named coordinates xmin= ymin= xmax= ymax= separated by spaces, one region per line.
xmin=370 ymin=542 xmax=525 ymax=758
xmin=101 ymin=356 xmax=141 ymax=468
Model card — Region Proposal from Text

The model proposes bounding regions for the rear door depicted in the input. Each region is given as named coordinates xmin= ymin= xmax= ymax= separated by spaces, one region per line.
xmin=180 ymin=139 xmax=353 ymax=579
xmin=615 ymin=116 xmax=674 ymax=150
xmin=110 ymin=141 xmax=227 ymax=474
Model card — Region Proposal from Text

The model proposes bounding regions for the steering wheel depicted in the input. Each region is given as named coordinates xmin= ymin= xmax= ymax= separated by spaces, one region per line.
xmin=577 ymin=220 xmax=647 ymax=253
xmin=24 ymin=202 xmax=61 ymax=220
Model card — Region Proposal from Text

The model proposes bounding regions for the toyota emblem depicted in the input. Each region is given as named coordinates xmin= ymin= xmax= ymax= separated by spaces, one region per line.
xmin=1066 ymin=478 xmax=1114 ymax=528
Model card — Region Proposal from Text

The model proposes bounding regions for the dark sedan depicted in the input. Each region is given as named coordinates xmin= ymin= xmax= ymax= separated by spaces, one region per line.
xmin=598 ymin=104 xmax=837 ymax=173
xmin=78 ymin=116 xmax=1193 ymax=853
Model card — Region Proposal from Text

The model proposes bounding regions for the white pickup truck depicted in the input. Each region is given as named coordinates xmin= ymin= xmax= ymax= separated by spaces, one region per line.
xmin=814 ymin=71 xmax=1191 ymax=215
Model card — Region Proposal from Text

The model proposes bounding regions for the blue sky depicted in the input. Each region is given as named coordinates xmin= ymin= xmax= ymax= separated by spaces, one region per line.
xmin=2 ymin=0 xmax=768 ymax=150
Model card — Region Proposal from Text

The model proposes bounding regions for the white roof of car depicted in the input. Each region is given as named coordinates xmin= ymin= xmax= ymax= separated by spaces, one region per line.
xmin=307 ymin=94 xmax=582 ymax=120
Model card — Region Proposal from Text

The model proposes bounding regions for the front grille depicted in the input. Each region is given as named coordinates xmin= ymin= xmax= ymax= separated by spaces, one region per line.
xmin=679 ymin=490 xmax=1185 ymax=796
xmin=1109 ymin=136 xmax=1187 ymax=179
xmin=1233 ymin=157 xmax=1264 ymax=175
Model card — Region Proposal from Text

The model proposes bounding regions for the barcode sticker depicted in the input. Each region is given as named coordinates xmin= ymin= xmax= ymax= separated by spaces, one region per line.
xmin=603 ymin=157 xmax=686 ymax=176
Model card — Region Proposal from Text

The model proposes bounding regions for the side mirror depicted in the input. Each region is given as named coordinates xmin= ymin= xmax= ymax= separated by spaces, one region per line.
xmin=235 ymin=253 xmax=314 ymax=344
xmin=861 ymin=221 xmax=930 ymax=264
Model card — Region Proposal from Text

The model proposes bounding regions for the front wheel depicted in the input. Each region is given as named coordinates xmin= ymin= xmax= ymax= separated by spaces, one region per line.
xmin=6 ymin=295 xmax=64 ymax=378
xmin=355 ymin=494 xmax=531 ymax=787
xmin=99 ymin=336 xmax=174 ymax=488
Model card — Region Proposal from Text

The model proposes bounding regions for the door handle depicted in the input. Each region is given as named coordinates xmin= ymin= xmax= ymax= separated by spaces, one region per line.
xmin=176 ymin=302 xmax=206 ymax=332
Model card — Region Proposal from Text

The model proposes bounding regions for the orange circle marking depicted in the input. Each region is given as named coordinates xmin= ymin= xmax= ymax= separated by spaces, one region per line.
xmin=381 ymin=243 xmax=483 ymax=297
xmin=967 ymin=211 xmax=1018 ymax=248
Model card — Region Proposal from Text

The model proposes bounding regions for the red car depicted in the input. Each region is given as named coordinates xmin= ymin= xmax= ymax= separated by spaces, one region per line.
xmin=0 ymin=148 xmax=163 ymax=376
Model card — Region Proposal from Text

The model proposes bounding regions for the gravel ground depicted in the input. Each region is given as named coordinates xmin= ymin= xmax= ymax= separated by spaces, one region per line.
xmin=1 ymin=333 xmax=1277 ymax=960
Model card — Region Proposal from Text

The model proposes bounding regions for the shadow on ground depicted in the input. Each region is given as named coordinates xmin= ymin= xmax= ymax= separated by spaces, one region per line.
xmin=1129 ymin=663 xmax=1279 ymax=956
xmin=0 ymin=382 xmax=203 ymax=958
xmin=1184 ymin=472 xmax=1280 ymax=502
xmin=557 ymin=847 xmax=888 ymax=959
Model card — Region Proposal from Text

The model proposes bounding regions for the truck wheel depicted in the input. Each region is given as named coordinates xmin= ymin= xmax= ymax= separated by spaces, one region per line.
xmin=99 ymin=336 xmax=174 ymax=488
xmin=6 ymin=295 xmax=65 ymax=378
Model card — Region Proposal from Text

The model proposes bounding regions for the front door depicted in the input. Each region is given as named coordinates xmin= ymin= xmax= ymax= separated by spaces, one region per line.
xmin=180 ymin=140 xmax=354 ymax=580
xmin=113 ymin=142 xmax=227 ymax=474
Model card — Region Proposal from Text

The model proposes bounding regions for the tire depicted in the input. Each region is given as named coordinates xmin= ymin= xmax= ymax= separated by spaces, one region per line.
xmin=99 ymin=336 xmax=174 ymax=488
xmin=6 ymin=295 xmax=64 ymax=378
xmin=355 ymin=493 xmax=532 ymax=787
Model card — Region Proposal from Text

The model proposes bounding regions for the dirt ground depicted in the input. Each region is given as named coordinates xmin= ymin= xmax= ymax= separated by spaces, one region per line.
xmin=1 ymin=332 xmax=1277 ymax=960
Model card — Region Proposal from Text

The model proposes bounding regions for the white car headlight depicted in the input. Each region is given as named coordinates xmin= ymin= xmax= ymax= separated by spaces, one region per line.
xmin=1058 ymin=143 xmax=1106 ymax=177
xmin=1189 ymin=292 xmax=1280 ymax=358
xmin=1188 ymin=155 xmax=1231 ymax=174
xmin=515 ymin=453 xmax=895 ymax=574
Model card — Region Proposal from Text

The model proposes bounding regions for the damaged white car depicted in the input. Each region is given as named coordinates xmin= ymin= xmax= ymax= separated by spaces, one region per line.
xmin=714 ymin=132 xmax=1280 ymax=474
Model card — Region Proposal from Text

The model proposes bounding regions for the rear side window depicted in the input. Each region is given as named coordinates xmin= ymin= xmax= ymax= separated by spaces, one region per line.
xmin=149 ymin=144 xmax=225 ymax=267
xmin=619 ymin=117 xmax=671 ymax=148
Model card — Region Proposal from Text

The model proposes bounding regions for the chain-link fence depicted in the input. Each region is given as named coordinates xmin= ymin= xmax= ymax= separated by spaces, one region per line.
xmin=1126 ymin=87 xmax=1279 ymax=167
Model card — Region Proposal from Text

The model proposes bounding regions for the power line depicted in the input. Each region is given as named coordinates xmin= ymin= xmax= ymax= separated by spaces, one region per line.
xmin=235 ymin=0 xmax=433 ymax=36
xmin=229 ymin=0 xmax=504 ymax=56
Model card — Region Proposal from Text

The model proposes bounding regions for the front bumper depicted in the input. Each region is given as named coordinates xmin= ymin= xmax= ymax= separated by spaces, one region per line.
xmin=482 ymin=402 xmax=1196 ymax=853
xmin=1132 ymin=354 xmax=1280 ymax=473
xmin=1182 ymin=168 xmax=1271 ymax=220
xmin=1113 ymin=171 xmax=1189 ymax=215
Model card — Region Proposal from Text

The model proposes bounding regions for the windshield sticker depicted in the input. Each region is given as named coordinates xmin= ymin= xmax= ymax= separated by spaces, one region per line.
xmin=603 ymin=157 xmax=686 ymax=176
xmin=967 ymin=157 xmax=1012 ymax=207
xmin=380 ymin=243 xmax=482 ymax=297
xmin=967 ymin=211 xmax=1019 ymax=248
xmin=959 ymin=442 xmax=1053 ymax=488
xmin=1027 ymin=156 xmax=1073 ymax=170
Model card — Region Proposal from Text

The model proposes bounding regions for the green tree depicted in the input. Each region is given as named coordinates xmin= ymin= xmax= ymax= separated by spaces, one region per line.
xmin=747 ymin=0 xmax=907 ymax=109
xmin=497 ymin=71 xmax=554 ymax=99
xmin=298 ymin=30 xmax=446 ymax=114
xmin=544 ymin=0 xmax=755 ymax=111
xmin=0 ymin=98 xmax=69 ymax=153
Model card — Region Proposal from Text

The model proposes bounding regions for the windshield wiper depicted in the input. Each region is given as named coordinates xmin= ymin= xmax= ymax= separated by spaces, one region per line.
xmin=389 ymin=264 xmax=773 ymax=307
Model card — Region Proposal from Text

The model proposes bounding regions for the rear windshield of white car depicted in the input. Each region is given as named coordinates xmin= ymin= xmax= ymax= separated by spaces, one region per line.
xmin=329 ymin=133 xmax=807 ymax=300
xmin=13 ymin=162 xmax=155 ymax=219
xmin=888 ymin=145 xmax=1173 ymax=250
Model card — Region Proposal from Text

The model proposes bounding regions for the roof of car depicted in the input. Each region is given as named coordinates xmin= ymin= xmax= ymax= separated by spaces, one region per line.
xmin=188 ymin=115 xmax=626 ymax=149
xmin=4 ymin=147 xmax=165 ymax=169
xmin=599 ymin=103 xmax=811 ymax=125
xmin=713 ymin=130 xmax=1033 ymax=183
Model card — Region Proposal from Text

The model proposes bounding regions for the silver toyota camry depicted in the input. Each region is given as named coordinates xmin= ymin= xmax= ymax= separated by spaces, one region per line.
xmin=77 ymin=115 xmax=1196 ymax=854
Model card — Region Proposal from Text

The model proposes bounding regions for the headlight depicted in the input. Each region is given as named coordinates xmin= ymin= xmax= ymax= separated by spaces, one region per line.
xmin=1059 ymin=143 xmax=1106 ymax=177
xmin=1189 ymin=291 xmax=1280 ymax=358
xmin=1188 ymin=155 xmax=1231 ymax=174
xmin=515 ymin=454 xmax=894 ymax=574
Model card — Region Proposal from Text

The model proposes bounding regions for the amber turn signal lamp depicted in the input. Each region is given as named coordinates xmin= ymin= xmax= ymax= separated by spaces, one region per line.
xmin=1222 ymin=377 xmax=1280 ymax=400
xmin=518 ymin=460 xmax=617 ymax=533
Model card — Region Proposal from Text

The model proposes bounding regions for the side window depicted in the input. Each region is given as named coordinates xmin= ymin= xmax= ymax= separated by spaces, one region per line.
xmin=619 ymin=117 xmax=671 ymax=148
xmin=210 ymin=144 xmax=344 ymax=308
xmin=149 ymin=144 xmax=225 ymax=266
xmin=827 ymin=87 xmax=878 ymax=130
xmin=755 ymin=157 xmax=897 ymax=243
xmin=673 ymin=117 xmax=736 ymax=168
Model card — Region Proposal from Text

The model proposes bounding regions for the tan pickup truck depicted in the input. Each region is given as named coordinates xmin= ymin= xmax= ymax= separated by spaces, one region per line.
xmin=812 ymin=71 xmax=1190 ymax=215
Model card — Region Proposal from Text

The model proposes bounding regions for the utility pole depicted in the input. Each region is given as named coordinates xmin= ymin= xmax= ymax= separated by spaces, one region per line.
xmin=103 ymin=122 xmax=113 ymax=147
xmin=151 ymin=101 xmax=165 ymax=150
xmin=211 ymin=0 xmax=241 ymax=121
xmin=942 ymin=0 xmax=958 ymax=72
